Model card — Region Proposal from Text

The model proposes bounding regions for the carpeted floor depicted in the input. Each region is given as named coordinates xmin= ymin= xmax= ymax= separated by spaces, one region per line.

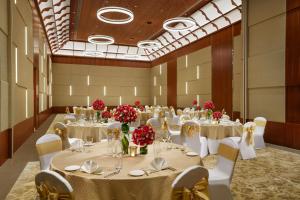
xmin=4 ymin=114 xmax=300 ymax=200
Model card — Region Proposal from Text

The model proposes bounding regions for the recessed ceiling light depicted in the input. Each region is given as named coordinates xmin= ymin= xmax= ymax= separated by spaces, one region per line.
xmin=83 ymin=51 xmax=104 ymax=57
xmin=163 ymin=17 xmax=196 ymax=32
xmin=137 ymin=40 xmax=161 ymax=49
xmin=88 ymin=35 xmax=114 ymax=45
xmin=97 ymin=6 xmax=134 ymax=24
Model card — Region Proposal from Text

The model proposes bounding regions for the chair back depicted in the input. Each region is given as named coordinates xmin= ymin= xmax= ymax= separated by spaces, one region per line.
xmin=176 ymin=109 xmax=183 ymax=116
xmin=146 ymin=118 xmax=161 ymax=128
xmin=181 ymin=121 xmax=202 ymax=154
xmin=35 ymin=170 xmax=73 ymax=200
xmin=54 ymin=122 xmax=66 ymax=131
xmin=172 ymin=165 xmax=208 ymax=189
xmin=183 ymin=107 xmax=191 ymax=113
xmin=254 ymin=117 xmax=267 ymax=135
xmin=179 ymin=114 xmax=191 ymax=123
xmin=239 ymin=122 xmax=256 ymax=159
xmin=36 ymin=134 xmax=62 ymax=170
xmin=216 ymin=138 xmax=239 ymax=183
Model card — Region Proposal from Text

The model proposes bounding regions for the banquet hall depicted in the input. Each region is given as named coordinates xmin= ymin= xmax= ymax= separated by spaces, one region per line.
xmin=0 ymin=0 xmax=300 ymax=199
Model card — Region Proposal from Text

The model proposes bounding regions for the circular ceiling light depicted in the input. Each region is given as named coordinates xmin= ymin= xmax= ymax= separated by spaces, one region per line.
xmin=88 ymin=35 xmax=114 ymax=45
xmin=163 ymin=17 xmax=196 ymax=32
xmin=97 ymin=6 xmax=134 ymax=24
xmin=137 ymin=40 xmax=162 ymax=49
xmin=83 ymin=51 xmax=104 ymax=57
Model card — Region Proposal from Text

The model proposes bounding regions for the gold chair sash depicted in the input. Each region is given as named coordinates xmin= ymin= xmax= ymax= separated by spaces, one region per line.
xmin=177 ymin=109 xmax=183 ymax=116
xmin=55 ymin=128 xmax=68 ymax=140
xmin=169 ymin=124 xmax=181 ymax=131
xmin=36 ymin=140 xmax=62 ymax=156
xmin=161 ymin=118 xmax=168 ymax=132
xmin=254 ymin=120 xmax=266 ymax=127
xmin=37 ymin=182 xmax=73 ymax=200
xmin=107 ymin=128 xmax=121 ymax=139
xmin=181 ymin=125 xmax=200 ymax=137
xmin=65 ymin=107 xmax=70 ymax=114
xmin=218 ymin=143 xmax=239 ymax=162
xmin=244 ymin=126 xmax=255 ymax=146
xmin=171 ymin=178 xmax=210 ymax=200
xmin=159 ymin=111 xmax=166 ymax=118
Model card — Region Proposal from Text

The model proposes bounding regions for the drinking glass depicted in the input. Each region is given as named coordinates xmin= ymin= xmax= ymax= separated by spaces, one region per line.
xmin=114 ymin=142 xmax=123 ymax=170
xmin=153 ymin=140 xmax=162 ymax=158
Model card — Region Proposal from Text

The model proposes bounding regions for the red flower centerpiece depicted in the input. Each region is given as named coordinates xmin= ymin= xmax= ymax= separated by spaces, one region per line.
xmin=192 ymin=99 xmax=198 ymax=106
xmin=92 ymin=99 xmax=105 ymax=122
xmin=195 ymin=105 xmax=201 ymax=111
xmin=114 ymin=104 xmax=137 ymax=154
xmin=203 ymin=100 xmax=215 ymax=119
xmin=101 ymin=111 xmax=112 ymax=123
xmin=213 ymin=111 xmax=222 ymax=121
xmin=134 ymin=100 xmax=141 ymax=107
xmin=132 ymin=125 xmax=155 ymax=154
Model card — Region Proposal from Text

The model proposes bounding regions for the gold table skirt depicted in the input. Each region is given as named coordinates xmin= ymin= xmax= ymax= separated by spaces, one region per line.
xmin=51 ymin=143 xmax=201 ymax=200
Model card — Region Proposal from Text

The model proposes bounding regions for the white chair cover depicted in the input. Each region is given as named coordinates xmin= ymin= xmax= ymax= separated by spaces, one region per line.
xmin=253 ymin=117 xmax=267 ymax=149
xmin=167 ymin=116 xmax=182 ymax=145
xmin=35 ymin=170 xmax=73 ymax=199
xmin=53 ymin=122 xmax=81 ymax=148
xmin=179 ymin=114 xmax=191 ymax=124
xmin=239 ymin=122 xmax=256 ymax=160
xmin=181 ymin=121 xmax=208 ymax=158
xmin=36 ymin=134 xmax=62 ymax=170
xmin=146 ymin=118 xmax=165 ymax=139
xmin=208 ymin=138 xmax=239 ymax=187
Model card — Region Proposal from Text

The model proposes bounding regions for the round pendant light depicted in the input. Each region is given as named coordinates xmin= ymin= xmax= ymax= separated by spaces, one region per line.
xmin=84 ymin=51 xmax=104 ymax=57
xmin=163 ymin=17 xmax=196 ymax=32
xmin=137 ymin=40 xmax=161 ymax=49
xmin=88 ymin=35 xmax=114 ymax=45
xmin=97 ymin=6 xmax=134 ymax=24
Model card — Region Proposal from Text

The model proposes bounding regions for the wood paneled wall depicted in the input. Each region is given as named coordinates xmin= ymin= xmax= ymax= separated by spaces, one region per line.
xmin=211 ymin=27 xmax=233 ymax=116
xmin=167 ymin=59 xmax=177 ymax=108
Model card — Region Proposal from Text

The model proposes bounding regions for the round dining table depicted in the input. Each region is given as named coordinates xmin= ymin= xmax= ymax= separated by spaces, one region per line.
xmin=51 ymin=142 xmax=202 ymax=200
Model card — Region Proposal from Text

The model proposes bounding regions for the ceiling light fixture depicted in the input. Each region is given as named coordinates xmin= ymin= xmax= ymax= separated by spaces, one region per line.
xmin=97 ymin=6 xmax=134 ymax=24
xmin=83 ymin=51 xmax=104 ymax=57
xmin=163 ymin=17 xmax=196 ymax=32
xmin=88 ymin=35 xmax=114 ymax=45
xmin=137 ymin=40 xmax=161 ymax=49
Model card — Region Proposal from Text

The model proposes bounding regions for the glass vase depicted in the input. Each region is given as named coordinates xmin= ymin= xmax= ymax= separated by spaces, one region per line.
xmin=140 ymin=145 xmax=148 ymax=155
xmin=121 ymin=123 xmax=129 ymax=154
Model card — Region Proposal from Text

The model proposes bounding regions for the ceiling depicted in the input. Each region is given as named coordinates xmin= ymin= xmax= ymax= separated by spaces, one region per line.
xmin=37 ymin=0 xmax=242 ymax=62
xmin=71 ymin=0 xmax=201 ymax=46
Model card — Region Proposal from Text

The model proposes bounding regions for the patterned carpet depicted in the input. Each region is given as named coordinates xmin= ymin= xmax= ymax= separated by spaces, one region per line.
xmin=5 ymin=115 xmax=300 ymax=200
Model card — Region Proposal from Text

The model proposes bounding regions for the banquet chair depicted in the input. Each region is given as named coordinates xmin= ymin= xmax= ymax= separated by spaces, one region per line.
xmin=104 ymin=122 xmax=122 ymax=142
xmin=147 ymin=118 xmax=165 ymax=139
xmin=181 ymin=121 xmax=208 ymax=158
xmin=239 ymin=122 xmax=257 ymax=160
xmin=35 ymin=170 xmax=74 ymax=200
xmin=36 ymin=134 xmax=62 ymax=170
xmin=183 ymin=107 xmax=191 ymax=114
xmin=176 ymin=109 xmax=183 ymax=116
xmin=172 ymin=165 xmax=232 ymax=200
xmin=253 ymin=117 xmax=267 ymax=149
xmin=167 ymin=116 xmax=182 ymax=145
xmin=208 ymin=138 xmax=239 ymax=187
xmin=207 ymin=139 xmax=221 ymax=155
xmin=179 ymin=114 xmax=191 ymax=124
xmin=53 ymin=122 xmax=81 ymax=149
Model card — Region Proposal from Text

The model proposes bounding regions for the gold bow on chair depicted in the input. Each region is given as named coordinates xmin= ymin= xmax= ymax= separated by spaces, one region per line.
xmin=172 ymin=178 xmax=210 ymax=200
xmin=161 ymin=118 xmax=168 ymax=132
xmin=107 ymin=128 xmax=120 ymax=139
xmin=159 ymin=111 xmax=166 ymax=118
xmin=55 ymin=128 xmax=68 ymax=140
xmin=65 ymin=107 xmax=70 ymax=114
xmin=37 ymin=182 xmax=73 ymax=200
xmin=181 ymin=125 xmax=200 ymax=137
xmin=245 ymin=126 xmax=255 ymax=146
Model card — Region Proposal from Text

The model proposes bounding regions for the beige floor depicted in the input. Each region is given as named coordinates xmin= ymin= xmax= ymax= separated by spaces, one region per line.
xmin=0 ymin=115 xmax=56 ymax=200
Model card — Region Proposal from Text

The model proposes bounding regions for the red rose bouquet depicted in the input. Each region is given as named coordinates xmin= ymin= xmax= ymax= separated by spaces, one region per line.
xmin=203 ymin=100 xmax=215 ymax=110
xmin=138 ymin=105 xmax=145 ymax=111
xmin=102 ymin=110 xmax=112 ymax=119
xmin=195 ymin=105 xmax=201 ymax=111
xmin=132 ymin=125 xmax=155 ymax=154
xmin=134 ymin=100 xmax=141 ymax=107
xmin=114 ymin=104 xmax=137 ymax=124
xmin=92 ymin=99 xmax=105 ymax=111
xmin=192 ymin=99 xmax=198 ymax=106
xmin=213 ymin=111 xmax=222 ymax=120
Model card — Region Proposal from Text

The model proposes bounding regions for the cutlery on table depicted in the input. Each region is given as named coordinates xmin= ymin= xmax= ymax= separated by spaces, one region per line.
xmin=104 ymin=169 xmax=120 ymax=178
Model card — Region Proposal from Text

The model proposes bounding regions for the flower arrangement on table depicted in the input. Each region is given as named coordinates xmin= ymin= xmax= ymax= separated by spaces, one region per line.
xmin=92 ymin=99 xmax=105 ymax=122
xmin=192 ymin=99 xmax=198 ymax=107
xmin=203 ymin=100 xmax=215 ymax=119
xmin=114 ymin=104 xmax=137 ymax=154
xmin=134 ymin=100 xmax=145 ymax=111
xmin=212 ymin=111 xmax=222 ymax=123
xmin=101 ymin=110 xmax=112 ymax=123
xmin=132 ymin=125 xmax=155 ymax=154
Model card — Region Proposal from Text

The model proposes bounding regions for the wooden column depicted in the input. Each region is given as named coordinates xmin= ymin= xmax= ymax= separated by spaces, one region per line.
xmin=211 ymin=27 xmax=233 ymax=116
xmin=167 ymin=59 xmax=177 ymax=108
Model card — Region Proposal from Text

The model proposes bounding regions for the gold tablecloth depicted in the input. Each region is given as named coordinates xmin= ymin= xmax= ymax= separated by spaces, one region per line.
xmin=51 ymin=143 xmax=201 ymax=200
xmin=200 ymin=124 xmax=243 ymax=139
xmin=66 ymin=122 xmax=112 ymax=142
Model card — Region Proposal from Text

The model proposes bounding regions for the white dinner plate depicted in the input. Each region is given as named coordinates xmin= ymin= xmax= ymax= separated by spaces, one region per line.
xmin=64 ymin=165 xmax=81 ymax=171
xmin=83 ymin=143 xmax=95 ymax=147
xmin=186 ymin=151 xmax=198 ymax=157
xmin=128 ymin=170 xmax=145 ymax=177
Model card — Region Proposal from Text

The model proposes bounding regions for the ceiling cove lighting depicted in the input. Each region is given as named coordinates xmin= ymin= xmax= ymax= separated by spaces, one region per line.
xmin=119 ymin=96 xmax=122 ymax=105
xmin=154 ymin=96 xmax=157 ymax=106
xmin=97 ymin=6 xmax=134 ymax=24
xmin=159 ymin=85 xmax=162 ymax=96
xmin=137 ymin=40 xmax=161 ymax=49
xmin=123 ymin=54 xmax=140 ymax=59
xmin=197 ymin=65 xmax=200 ymax=79
xmin=69 ymin=85 xmax=72 ymax=96
xmin=163 ymin=17 xmax=196 ymax=32
xmin=84 ymin=51 xmax=104 ymax=57
xmin=87 ymin=75 xmax=90 ymax=86
xmin=185 ymin=55 xmax=188 ymax=68
xmin=25 ymin=26 xmax=28 ymax=56
xmin=88 ymin=35 xmax=114 ymax=45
